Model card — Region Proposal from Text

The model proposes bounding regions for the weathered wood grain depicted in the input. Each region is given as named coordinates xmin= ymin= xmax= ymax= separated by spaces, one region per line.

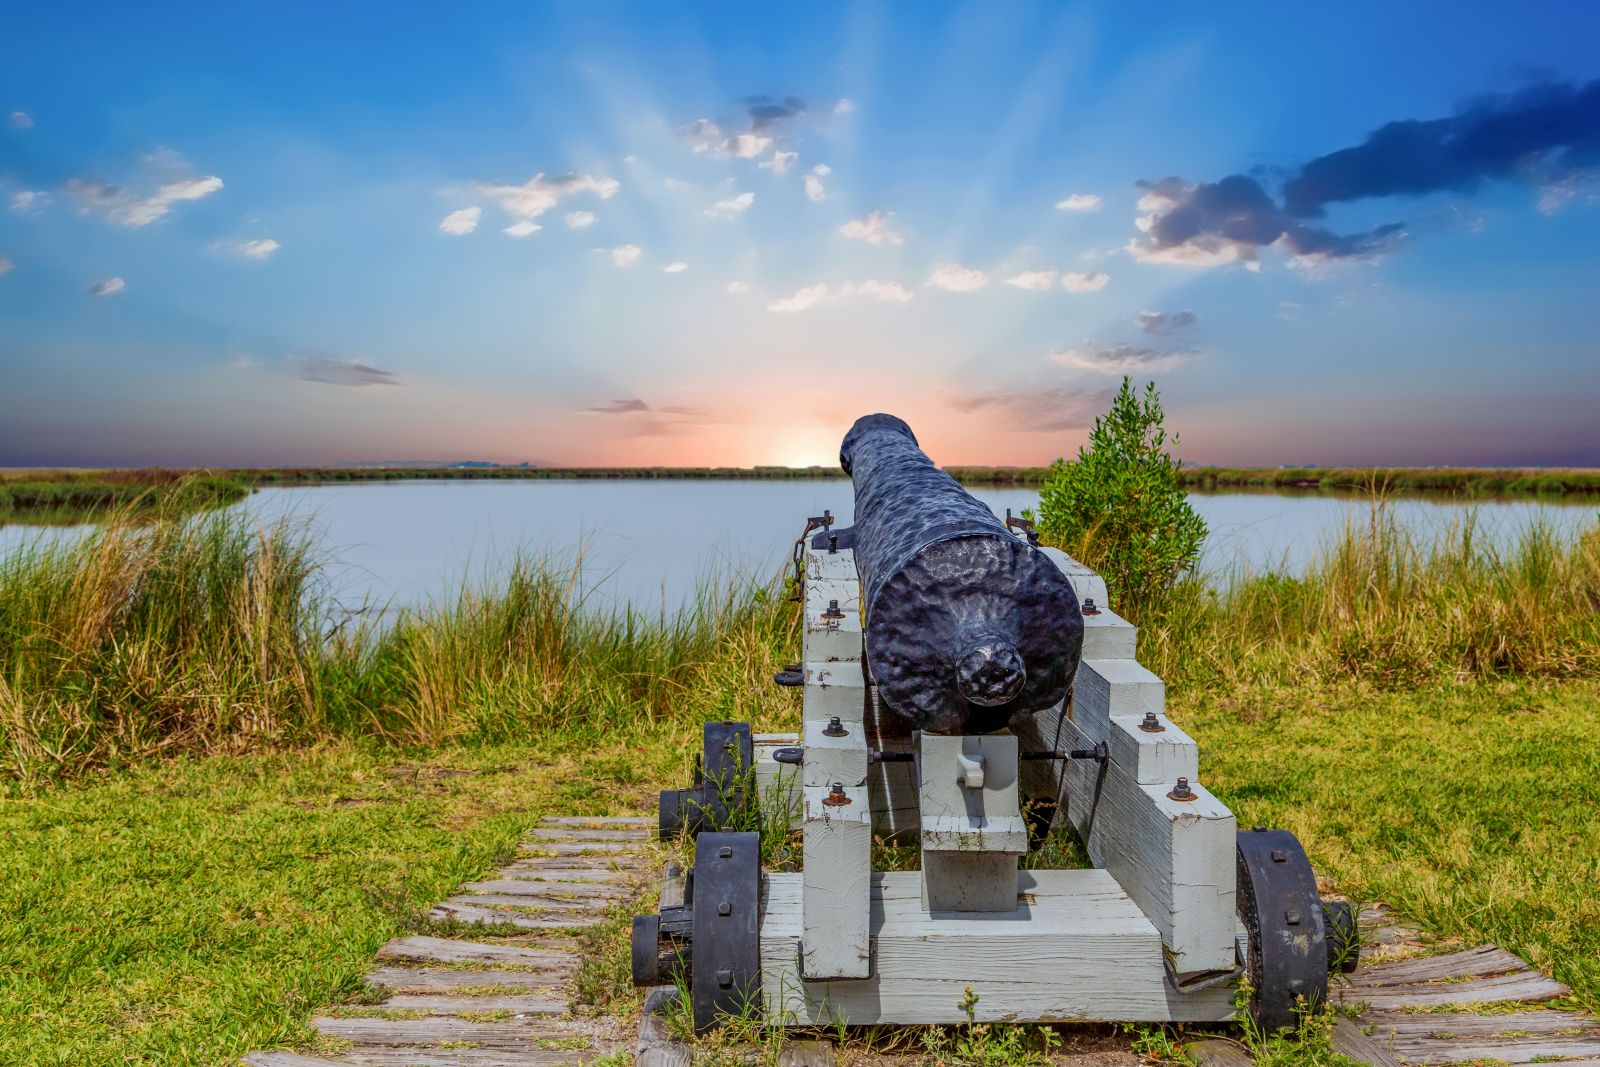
xmin=1340 ymin=969 xmax=1570 ymax=1009
xmin=539 ymin=815 xmax=652 ymax=826
xmin=1187 ymin=1038 xmax=1254 ymax=1067
xmin=459 ymin=878 xmax=625 ymax=898
xmin=1330 ymin=1017 xmax=1401 ymax=1067
xmin=376 ymin=993 xmax=568 ymax=1014
xmin=801 ymin=783 xmax=872 ymax=979
xmin=637 ymin=987 xmax=692 ymax=1067
xmin=1365 ymin=1010 xmax=1599 ymax=1038
xmin=494 ymin=864 xmax=635 ymax=881
xmin=442 ymin=893 xmax=597 ymax=911
xmin=341 ymin=1048 xmax=584 ymax=1067
xmin=428 ymin=901 xmax=599 ymax=929
xmin=365 ymin=965 xmax=571 ymax=992
xmin=1344 ymin=944 xmax=1532 ymax=986
xmin=779 ymin=1038 xmax=837 ymax=1066
xmin=518 ymin=840 xmax=637 ymax=855
xmin=311 ymin=1015 xmax=569 ymax=1046
xmin=242 ymin=1054 xmax=354 ymax=1067
xmin=374 ymin=936 xmax=574 ymax=968
xmin=526 ymin=827 xmax=649 ymax=841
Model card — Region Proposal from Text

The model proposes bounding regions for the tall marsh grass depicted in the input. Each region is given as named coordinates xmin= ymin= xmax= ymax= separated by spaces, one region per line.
xmin=2 ymin=499 xmax=1598 ymax=785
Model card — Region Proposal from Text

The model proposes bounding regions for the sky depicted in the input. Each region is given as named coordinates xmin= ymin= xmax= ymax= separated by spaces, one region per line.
xmin=2 ymin=2 xmax=1599 ymax=470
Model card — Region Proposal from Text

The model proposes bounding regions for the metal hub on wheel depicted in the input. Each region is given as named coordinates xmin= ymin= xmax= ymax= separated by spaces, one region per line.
xmin=658 ymin=721 xmax=754 ymax=838
xmin=1236 ymin=827 xmax=1331 ymax=1032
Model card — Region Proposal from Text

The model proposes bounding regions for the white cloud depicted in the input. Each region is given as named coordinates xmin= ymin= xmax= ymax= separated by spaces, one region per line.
xmin=230 ymin=354 xmax=258 ymax=370
xmin=839 ymin=210 xmax=903 ymax=246
xmin=834 ymin=99 xmax=856 ymax=114
xmin=1277 ymin=301 xmax=1303 ymax=320
xmin=1061 ymin=271 xmax=1109 ymax=293
xmin=611 ymin=244 xmax=642 ymax=267
xmin=1056 ymin=193 xmax=1102 ymax=213
xmin=623 ymin=154 xmax=639 ymax=165
xmin=727 ymin=133 xmax=772 ymax=159
xmin=438 ymin=206 xmax=481 ymax=235
xmin=565 ymin=210 xmax=595 ymax=230
xmin=928 ymin=263 xmax=989 ymax=292
xmin=682 ymin=118 xmax=723 ymax=154
xmin=0 ymin=255 xmax=12 ymax=275
xmin=10 ymin=111 xmax=33 ymax=130
xmin=68 ymin=171 xmax=224 ymax=228
xmin=767 ymin=279 xmax=913 ymax=312
xmin=237 ymin=238 xmax=280 ymax=259
xmin=727 ymin=281 xmax=750 ymax=294
xmin=9 ymin=190 xmax=47 ymax=214
xmin=706 ymin=191 xmax=755 ymax=219
xmin=761 ymin=150 xmax=798 ymax=176
xmin=663 ymin=261 xmax=688 ymax=273
xmin=504 ymin=219 xmax=541 ymax=238
xmin=804 ymin=164 xmax=831 ymax=202
xmin=89 ymin=276 xmax=125 ymax=297
xmin=1049 ymin=342 xmax=1192 ymax=374
xmin=477 ymin=173 xmax=619 ymax=223
xmin=1006 ymin=269 xmax=1057 ymax=290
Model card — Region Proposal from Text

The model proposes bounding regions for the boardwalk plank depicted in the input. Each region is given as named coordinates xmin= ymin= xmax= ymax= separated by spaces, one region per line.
xmin=527 ymin=827 xmax=649 ymax=841
xmin=366 ymin=965 xmax=570 ymax=993
xmin=312 ymin=1015 xmax=570 ymax=1046
xmin=1348 ymin=945 xmax=1531 ymax=987
xmin=1339 ymin=969 xmax=1569 ymax=1009
xmin=540 ymin=816 xmax=653 ymax=826
xmin=1188 ymin=1038 xmax=1254 ymax=1067
xmin=1331 ymin=1017 xmax=1402 ymax=1067
xmin=343 ymin=1051 xmax=584 ymax=1067
xmin=243 ymin=1055 xmax=356 ymax=1067
xmin=377 ymin=993 xmax=568 ymax=1014
xmin=461 ymin=878 xmax=626 ymax=898
xmin=428 ymin=901 xmax=600 ymax=929
xmin=445 ymin=893 xmax=599 ymax=911
xmin=374 ymin=936 xmax=574 ymax=969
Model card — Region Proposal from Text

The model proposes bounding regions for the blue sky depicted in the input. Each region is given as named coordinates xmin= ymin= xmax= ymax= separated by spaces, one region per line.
xmin=2 ymin=2 xmax=1598 ymax=468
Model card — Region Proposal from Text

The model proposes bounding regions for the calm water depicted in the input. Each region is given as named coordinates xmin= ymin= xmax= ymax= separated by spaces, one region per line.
xmin=4 ymin=480 xmax=1595 ymax=615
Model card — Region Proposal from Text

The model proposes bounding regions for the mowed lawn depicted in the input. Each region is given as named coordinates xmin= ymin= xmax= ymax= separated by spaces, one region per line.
xmin=2 ymin=680 xmax=1596 ymax=1064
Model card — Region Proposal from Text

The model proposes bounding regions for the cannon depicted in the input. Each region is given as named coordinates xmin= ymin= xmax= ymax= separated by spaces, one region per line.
xmin=636 ymin=414 xmax=1355 ymax=1034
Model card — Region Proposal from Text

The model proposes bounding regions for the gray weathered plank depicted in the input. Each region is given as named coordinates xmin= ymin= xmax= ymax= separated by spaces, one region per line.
xmin=365 ymin=965 xmax=571 ymax=992
xmin=637 ymin=987 xmax=692 ymax=1067
xmin=377 ymin=993 xmax=568 ymax=1014
xmin=242 ymin=1055 xmax=356 ymax=1067
xmin=1383 ymin=1036 xmax=1600 ymax=1065
xmin=540 ymin=816 xmax=653 ymax=826
xmin=463 ymin=877 xmax=624 ymax=897
xmin=374 ymin=936 xmax=574 ymax=968
xmin=526 ymin=827 xmax=649 ymax=841
xmin=1365 ymin=1009 xmax=1598 ymax=1039
xmin=342 ymin=1048 xmax=584 ymax=1067
xmin=312 ymin=1015 xmax=569 ymax=1046
xmin=428 ymin=901 xmax=599 ymax=929
xmin=1188 ymin=1038 xmax=1254 ymax=1067
xmin=779 ymin=1039 xmax=836 ymax=1066
xmin=519 ymin=840 xmax=637 ymax=855
xmin=444 ymin=893 xmax=599 ymax=911
xmin=1339 ymin=969 xmax=1570 ymax=1009
xmin=494 ymin=864 xmax=633 ymax=882
xmin=1349 ymin=945 xmax=1531 ymax=986
xmin=1331 ymin=1017 xmax=1401 ymax=1067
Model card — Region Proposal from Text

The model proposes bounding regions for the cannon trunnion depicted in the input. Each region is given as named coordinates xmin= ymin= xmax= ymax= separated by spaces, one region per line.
xmin=636 ymin=414 xmax=1352 ymax=1035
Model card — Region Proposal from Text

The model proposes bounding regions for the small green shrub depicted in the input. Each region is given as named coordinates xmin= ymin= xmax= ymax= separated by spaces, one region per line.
xmin=1034 ymin=377 xmax=1207 ymax=615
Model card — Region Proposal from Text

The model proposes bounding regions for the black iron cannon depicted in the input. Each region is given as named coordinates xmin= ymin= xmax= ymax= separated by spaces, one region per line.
xmin=840 ymin=413 xmax=1084 ymax=734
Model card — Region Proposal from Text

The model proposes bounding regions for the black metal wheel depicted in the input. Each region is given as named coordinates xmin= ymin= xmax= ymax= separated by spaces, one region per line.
xmin=1322 ymin=899 xmax=1360 ymax=974
xmin=658 ymin=721 xmax=755 ymax=838
xmin=1236 ymin=827 xmax=1330 ymax=1033
xmin=690 ymin=831 xmax=763 ymax=1032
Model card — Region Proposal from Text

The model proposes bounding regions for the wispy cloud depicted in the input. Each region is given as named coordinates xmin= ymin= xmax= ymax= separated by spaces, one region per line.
xmin=1136 ymin=309 xmax=1197 ymax=334
xmin=1056 ymin=193 xmax=1102 ymax=212
xmin=88 ymin=276 xmax=125 ymax=297
xmin=950 ymin=385 xmax=1117 ymax=431
xmin=1049 ymin=342 xmax=1193 ymax=374
xmin=228 ymin=238 xmax=280 ymax=259
xmin=760 ymin=150 xmax=798 ymax=175
xmin=767 ymin=280 xmax=913 ymax=313
xmin=1061 ymin=271 xmax=1109 ymax=293
xmin=438 ymin=206 xmax=480 ymax=235
xmin=610 ymin=244 xmax=642 ymax=267
xmin=928 ymin=263 xmax=988 ymax=292
xmin=299 ymin=357 xmax=401 ymax=388
xmin=504 ymin=219 xmax=540 ymax=238
xmin=804 ymin=164 xmax=830 ymax=202
xmin=1006 ymin=269 xmax=1057 ymax=290
xmin=565 ymin=210 xmax=595 ymax=230
xmin=839 ymin=210 xmax=903 ymax=246
xmin=706 ymin=191 xmax=755 ymax=219
xmin=663 ymin=261 xmax=688 ymax=273
xmin=67 ymin=151 xmax=223 ymax=227
xmin=9 ymin=190 xmax=47 ymax=215
xmin=472 ymin=173 xmax=619 ymax=235
xmin=9 ymin=111 xmax=32 ymax=130
xmin=727 ymin=281 xmax=750 ymax=294
xmin=585 ymin=398 xmax=650 ymax=414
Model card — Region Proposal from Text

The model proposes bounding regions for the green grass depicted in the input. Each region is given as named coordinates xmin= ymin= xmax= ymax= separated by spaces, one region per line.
xmin=948 ymin=464 xmax=1600 ymax=495
xmin=0 ymin=471 xmax=247 ymax=526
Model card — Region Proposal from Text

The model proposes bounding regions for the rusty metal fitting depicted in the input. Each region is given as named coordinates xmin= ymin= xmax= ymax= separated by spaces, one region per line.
xmin=822 ymin=782 xmax=851 ymax=806
xmin=821 ymin=598 xmax=845 ymax=621
xmin=1082 ymin=597 xmax=1101 ymax=616
xmin=822 ymin=716 xmax=847 ymax=737
xmin=1167 ymin=777 xmax=1197 ymax=802
xmin=1138 ymin=711 xmax=1165 ymax=733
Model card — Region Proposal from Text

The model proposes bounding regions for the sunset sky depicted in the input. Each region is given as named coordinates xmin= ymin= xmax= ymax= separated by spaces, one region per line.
xmin=3 ymin=3 xmax=1599 ymax=469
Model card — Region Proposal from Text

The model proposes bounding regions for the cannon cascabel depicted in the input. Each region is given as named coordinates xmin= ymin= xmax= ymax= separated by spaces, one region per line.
xmin=839 ymin=413 xmax=1084 ymax=734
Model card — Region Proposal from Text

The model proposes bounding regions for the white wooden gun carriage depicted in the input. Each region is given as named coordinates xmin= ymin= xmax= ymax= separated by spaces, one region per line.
xmin=633 ymin=415 xmax=1353 ymax=1034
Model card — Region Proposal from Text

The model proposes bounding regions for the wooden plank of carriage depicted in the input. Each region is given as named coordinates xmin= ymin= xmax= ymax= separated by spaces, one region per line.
xmin=242 ymin=815 xmax=655 ymax=1067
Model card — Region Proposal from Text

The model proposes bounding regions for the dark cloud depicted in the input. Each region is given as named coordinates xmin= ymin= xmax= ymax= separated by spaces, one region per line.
xmin=298 ymin=357 xmax=400 ymax=388
xmin=585 ymin=398 xmax=651 ymax=414
xmin=1050 ymin=343 xmax=1195 ymax=374
xmin=1136 ymin=310 xmax=1198 ymax=335
xmin=949 ymin=386 xmax=1117 ymax=432
xmin=742 ymin=95 xmax=807 ymax=130
xmin=1130 ymin=78 xmax=1600 ymax=267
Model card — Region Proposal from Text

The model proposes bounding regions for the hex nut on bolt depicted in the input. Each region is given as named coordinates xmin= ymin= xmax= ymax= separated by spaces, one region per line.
xmin=1138 ymin=711 xmax=1165 ymax=733
xmin=1167 ymin=777 xmax=1197 ymax=802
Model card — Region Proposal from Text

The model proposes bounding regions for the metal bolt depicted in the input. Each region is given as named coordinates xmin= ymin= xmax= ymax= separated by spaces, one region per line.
xmin=828 ymin=533 xmax=838 ymax=554
xmin=1285 ymin=909 xmax=1303 ymax=926
xmin=1271 ymin=848 xmax=1288 ymax=864
xmin=822 ymin=598 xmax=845 ymax=620
xmin=718 ymin=901 xmax=731 ymax=916
xmin=718 ymin=845 xmax=732 ymax=859
xmin=822 ymin=716 xmax=847 ymax=737
xmin=1082 ymin=597 xmax=1101 ymax=616
xmin=1167 ymin=777 xmax=1196 ymax=802
xmin=822 ymin=782 xmax=852 ymax=806
xmin=1138 ymin=711 xmax=1165 ymax=733
xmin=1253 ymin=825 xmax=1268 ymax=833
xmin=717 ymin=968 xmax=733 ymax=988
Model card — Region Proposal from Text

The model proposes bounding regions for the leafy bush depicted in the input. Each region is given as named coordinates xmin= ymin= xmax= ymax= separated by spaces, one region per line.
xmin=1034 ymin=378 xmax=1206 ymax=615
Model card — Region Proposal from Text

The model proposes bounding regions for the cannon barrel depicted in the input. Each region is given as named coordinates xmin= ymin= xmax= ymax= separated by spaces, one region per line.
xmin=840 ymin=413 xmax=1084 ymax=734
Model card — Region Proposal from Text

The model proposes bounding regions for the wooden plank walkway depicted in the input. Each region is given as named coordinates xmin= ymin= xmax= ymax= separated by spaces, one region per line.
xmin=243 ymin=816 xmax=653 ymax=1067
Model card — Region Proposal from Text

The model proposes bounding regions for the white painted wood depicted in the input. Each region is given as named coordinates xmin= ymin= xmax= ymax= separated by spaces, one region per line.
xmin=755 ymin=740 xmax=802 ymax=824
xmin=1020 ymin=703 xmax=1198 ymax=786
xmin=754 ymin=731 xmax=799 ymax=744
xmin=761 ymin=871 xmax=1236 ymax=1024
xmin=801 ymin=783 xmax=873 ymax=979
xmin=1073 ymin=659 xmax=1166 ymax=724
xmin=801 ymin=716 xmax=869 ymax=789
xmin=802 ymin=662 xmax=869 ymax=723
xmin=803 ymin=576 xmax=863 ymax=663
xmin=919 ymin=734 xmax=1026 ymax=911
xmin=1060 ymin=752 xmax=1236 ymax=974
xmin=804 ymin=543 xmax=857 ymax=583
xmin=1081 ymin=606 xmax=1137 ymax=660
xmin=1039 ymin=547 xmax=1110 ymax=609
